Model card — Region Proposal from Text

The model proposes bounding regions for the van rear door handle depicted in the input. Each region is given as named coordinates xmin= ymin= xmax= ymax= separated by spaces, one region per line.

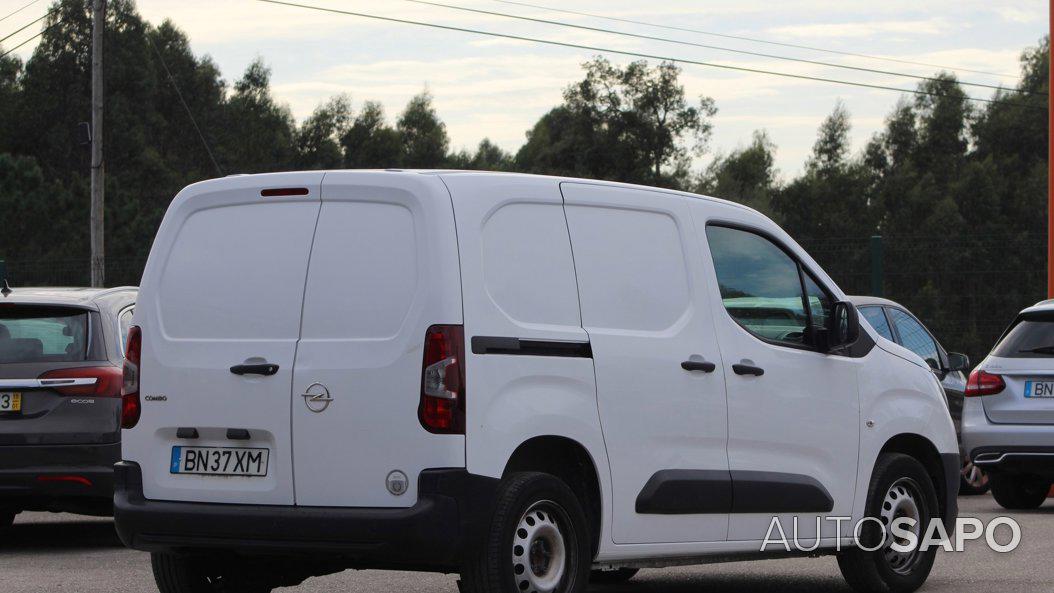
xmin=230 ymin=363 xmax=279 ymax=376
xmin=732 ymin=363 xmax=764 ymax=377
xmin=681 ymin=360 xmax=716 ymax=373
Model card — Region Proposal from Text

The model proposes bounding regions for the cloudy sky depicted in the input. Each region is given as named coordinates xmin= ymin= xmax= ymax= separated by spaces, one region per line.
xmin=4 ymin=0 xmax=1048 ymax=177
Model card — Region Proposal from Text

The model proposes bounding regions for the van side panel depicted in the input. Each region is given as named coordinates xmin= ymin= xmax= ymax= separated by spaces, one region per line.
xmin=443 ymin=175 xmax=608 ymax=498
xmin=291 ymin=173 xmax=464 ymax=508
xmin=126 ymin=172 xmax=325 ymax=505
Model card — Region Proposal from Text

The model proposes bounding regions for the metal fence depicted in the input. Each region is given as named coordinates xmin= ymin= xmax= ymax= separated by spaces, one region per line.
xmin=1 ymin=232 xmax=1045 ymax=365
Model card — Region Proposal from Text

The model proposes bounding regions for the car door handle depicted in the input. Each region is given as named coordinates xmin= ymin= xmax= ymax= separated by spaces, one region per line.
xmin=681 ymin=360 xmax=716 ymax=373
xmin=732 ymin=363 xmax=764 ymax=376
xmin=230 ymin=363 xmax=279 ymax=376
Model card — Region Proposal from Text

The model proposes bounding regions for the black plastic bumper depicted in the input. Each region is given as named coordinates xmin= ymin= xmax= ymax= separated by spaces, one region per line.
xmin=113 ymin=462 xmax=499 ymax=571
xmin=0 ymin=441 xmax=119 ymax=515
xmin=970 ymin=446 xmax=1054 ymax=479
xmin=939 ymin=453 xmax=959 ymax=534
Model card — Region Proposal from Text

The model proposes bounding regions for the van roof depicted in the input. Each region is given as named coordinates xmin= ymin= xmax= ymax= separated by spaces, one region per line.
xmin=199 ymin=169 xmax=762 ymax=217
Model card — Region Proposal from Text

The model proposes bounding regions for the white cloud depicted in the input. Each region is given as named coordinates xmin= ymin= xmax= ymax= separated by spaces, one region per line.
xmin=767 ymin=19 xmax=950 ymax=39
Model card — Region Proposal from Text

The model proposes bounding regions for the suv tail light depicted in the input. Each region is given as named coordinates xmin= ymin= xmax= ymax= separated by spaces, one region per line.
xmin=419 ymin=325 xmax=465 ymax=434
xmin=37 ymin=366 xmax=122 ymax=397
xmin=121 ymin=326 xmax=142 ymax=429
xmin=965 ymin=369 xmax=1005 ymax=397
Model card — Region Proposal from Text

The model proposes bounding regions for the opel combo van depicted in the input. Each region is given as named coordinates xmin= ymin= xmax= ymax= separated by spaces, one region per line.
xmin=115 ymin=171 xmax=959 ymax=593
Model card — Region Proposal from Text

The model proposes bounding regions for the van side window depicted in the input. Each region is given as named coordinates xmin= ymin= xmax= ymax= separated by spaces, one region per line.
xmin=859 ymin=306 xmax=894 ymax=341
xmin=706 ymin=226 xmax=808 ymax=345
xmin=887 ymin=308 xmax=939 ymax=368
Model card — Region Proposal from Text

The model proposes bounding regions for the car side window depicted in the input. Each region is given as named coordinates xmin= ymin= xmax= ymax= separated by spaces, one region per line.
xmin=859 ymin=306 xmax=894 ymax=341
xmin=887 ymin=308 xmax=939 ymax=367
xmin=706 ymin=225 xmax=811 ymax=346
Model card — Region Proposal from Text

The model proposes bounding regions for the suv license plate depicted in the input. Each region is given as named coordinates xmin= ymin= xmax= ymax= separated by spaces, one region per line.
xmin=170 ymin=446 xmax=269 ymax=477
xmin=0 ymin=392 xmax=21 ymax=413
xmin=1024 ymin=381 xmax=1054 ymax=398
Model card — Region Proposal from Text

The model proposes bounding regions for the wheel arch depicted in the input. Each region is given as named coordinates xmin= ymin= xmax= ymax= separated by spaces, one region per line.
xmin=879 ymin=433 xmax=952 ymax=523
xmin=503 ymin=435 xmax=603 ymax=558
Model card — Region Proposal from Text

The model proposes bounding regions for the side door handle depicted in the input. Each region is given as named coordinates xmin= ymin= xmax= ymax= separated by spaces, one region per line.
xmin=230 ymin=363 xmax=279 ymax=376
xmin=681 ymin=360 xmax=716 ymax=373
xmin=732 ymin=363 xmax=764 ymax=377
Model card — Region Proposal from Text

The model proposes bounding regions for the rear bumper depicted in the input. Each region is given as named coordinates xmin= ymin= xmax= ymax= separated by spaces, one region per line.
xmin=113 ymin=462 xmax=499 ymax=571
xmin=0 ymin=441 xmax=119 ymax=514
xmin=962 ymin=398 xmax=1054 ymax=478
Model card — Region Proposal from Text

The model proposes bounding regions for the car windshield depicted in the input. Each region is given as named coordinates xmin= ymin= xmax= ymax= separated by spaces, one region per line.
xmin=0 ymin=306 xmax=89 ymax=364
xmin=992 ymin=316 xmax=1054 ymax=358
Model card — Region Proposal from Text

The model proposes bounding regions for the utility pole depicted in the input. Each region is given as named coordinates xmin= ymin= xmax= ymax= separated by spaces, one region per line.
xmin=1048 ymin=0 xmax=1053 ymax=297
xmin=90 ymin=0 xmax=105 ymax=288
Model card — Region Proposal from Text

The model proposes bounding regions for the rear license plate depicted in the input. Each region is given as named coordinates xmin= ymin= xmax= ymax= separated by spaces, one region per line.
xmin=1024 ymin=381 xmax=1054 ymax=398
xmin=0 ymin=392 xmax=21 ymax=413
xmin=170 ymin=446 xmax=269 ymax=477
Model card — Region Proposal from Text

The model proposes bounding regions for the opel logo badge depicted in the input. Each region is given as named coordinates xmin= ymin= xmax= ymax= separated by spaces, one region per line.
xmin=301 ymin=382 xmax=333 ymax=413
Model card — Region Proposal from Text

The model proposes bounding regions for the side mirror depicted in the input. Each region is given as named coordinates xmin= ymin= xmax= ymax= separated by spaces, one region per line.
xmin=826 ymin=301 xmax=860 ymax=352
xmin=945 ymin=352 xmax=970 ymax=372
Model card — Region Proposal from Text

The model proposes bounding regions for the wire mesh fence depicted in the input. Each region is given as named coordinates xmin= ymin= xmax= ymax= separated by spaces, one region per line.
xmin=1 ymin=232 xmax=1045 ymax=365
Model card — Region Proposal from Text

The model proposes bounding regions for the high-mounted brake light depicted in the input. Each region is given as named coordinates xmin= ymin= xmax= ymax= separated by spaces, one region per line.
xmin=121 ymin=326 xmax=142 ymax=429
xmin=260 ymin=187 xmax=309 ymax=197
xmin=965 ymin=369 xmax=1005 ymax=397
xmin=38 ymin=366 xmax=122 ymax=397
xmin=419 ymin=325 xmax=465 ymax=434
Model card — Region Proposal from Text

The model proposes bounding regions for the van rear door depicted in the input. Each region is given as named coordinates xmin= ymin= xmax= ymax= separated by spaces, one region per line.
xmin=291 ymin=172 xmax=464 ymax=507
xmin=128 ymin=173 xmax=324 ymax=505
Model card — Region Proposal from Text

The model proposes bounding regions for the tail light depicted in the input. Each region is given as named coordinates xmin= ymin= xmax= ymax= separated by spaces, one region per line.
xmin=37 ymin=366 xmax=122 ymax=397
xmin=121 ymin=326 xmax=142 ymax=429
xmin=419 ymin=325 xmax=465 ymax=434
xmin=965 ymin=369 xmax=1005 ymax=397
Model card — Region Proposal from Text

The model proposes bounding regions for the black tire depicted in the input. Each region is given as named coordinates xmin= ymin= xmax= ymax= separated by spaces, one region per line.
xmin=990 ymin=474 xmax=1050 ymax=510
xmin=460 ymin=472 xmax=591 ymax=593
xmin=151 ymin=553 xmax=273 ymax=593
xmin=837 ymin=453 xmax=940 ymax=593
xmin=590 ymin=568 xmax=639 ymax=584
xmin=958 ymin=461 xmax=990 ymax=496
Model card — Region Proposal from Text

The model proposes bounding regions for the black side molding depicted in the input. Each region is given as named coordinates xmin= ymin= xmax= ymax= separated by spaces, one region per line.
xmin=471 ymin=336 xmax=592 ymax=358
xmin=635 ymin=470 xmax=834 ymax=515
xmin=635 ymin=470 xmax=732 ymax=514
xmin=730 ymin=471 xmax=834 ymax=513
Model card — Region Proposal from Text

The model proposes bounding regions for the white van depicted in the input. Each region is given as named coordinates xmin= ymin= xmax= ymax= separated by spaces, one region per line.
xmin=115 ymin=171 xmax=959 ymax=593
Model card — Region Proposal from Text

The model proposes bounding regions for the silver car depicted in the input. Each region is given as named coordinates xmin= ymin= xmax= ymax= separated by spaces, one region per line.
xmin=962 ymin=299 xmax=1054 ymax=510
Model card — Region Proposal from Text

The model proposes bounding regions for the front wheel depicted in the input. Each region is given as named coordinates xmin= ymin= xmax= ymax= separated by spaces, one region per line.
xmin=460 ymin=472 xmax=591 ymax=593
xmin=990 ymin=474 xmax=1050 ymax=510
xmin=151 ymin=553 xmax=274 ymax=593
xmin=837 ymin=453 xmax=940 ymax=593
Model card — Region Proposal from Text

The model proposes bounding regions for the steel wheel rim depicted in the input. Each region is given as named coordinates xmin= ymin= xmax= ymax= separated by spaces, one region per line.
xmin=880 ymin=477 xmax=926 ymax=575
xmin=512 ymin=501 xmax=567 ymax=593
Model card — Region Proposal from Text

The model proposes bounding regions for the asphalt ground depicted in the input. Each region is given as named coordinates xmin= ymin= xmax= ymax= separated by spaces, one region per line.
xmin=1 ymin=495 xmax=1051 ymax=592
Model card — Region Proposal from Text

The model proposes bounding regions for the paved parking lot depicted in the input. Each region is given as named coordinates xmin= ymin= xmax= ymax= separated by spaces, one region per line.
xmin=1 ymin=496 xmax=1051 ymax=593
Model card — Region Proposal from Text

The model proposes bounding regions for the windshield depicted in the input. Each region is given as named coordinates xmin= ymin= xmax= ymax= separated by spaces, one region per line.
xmin=992 ymin=316 xmax=1054 ymax=358
xmin=0 ymin=306 xmax=90 ymax=364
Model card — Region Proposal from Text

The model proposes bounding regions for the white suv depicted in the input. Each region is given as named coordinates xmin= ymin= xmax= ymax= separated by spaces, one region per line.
xmin=114 ymin=171 xmax=959 ymax=593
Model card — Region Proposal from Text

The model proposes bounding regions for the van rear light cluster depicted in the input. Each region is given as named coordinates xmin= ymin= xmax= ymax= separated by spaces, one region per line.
xmin=121 ymin=326 xmax=142 ymax=429
xmin=965 ymin=369 xmax=1005 ymax=397
xmin=419 ymin=325 xmax=465 ymax=434
xmin=38 ymin=366 xmax=122 ymax=397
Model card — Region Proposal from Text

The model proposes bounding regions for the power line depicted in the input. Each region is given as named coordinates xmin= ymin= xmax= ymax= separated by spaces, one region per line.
xmin=0 ymin=0 xmax=43 ymax=23
xmin=256 ymin=0 xmax=1043 ymax=110
xmin=0 ymin=10 xmax=52 ymax=45
xmin=146 ymin=33 xmax=224 ymax=177
xmin=401 ymin=0 xmax=1034 ymax=96
xmin=489 ymin=0 xmax=1019 ymax=80
xmin=0 ymin=16 xmax=58 ymax=58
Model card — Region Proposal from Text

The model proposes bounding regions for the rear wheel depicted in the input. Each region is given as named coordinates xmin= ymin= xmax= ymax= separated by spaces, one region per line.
xmin=590 ymin=568 xmax=639 ymax=584
xmin=990 ymin=474 xmax=1050 ymax=510
xmin=151 ymin=553 xmax=273 ymax=593
xmin=460 ymin=472 xmax=590 ymax=593
xmin=837 ymin=453 xmax=940 ymax=593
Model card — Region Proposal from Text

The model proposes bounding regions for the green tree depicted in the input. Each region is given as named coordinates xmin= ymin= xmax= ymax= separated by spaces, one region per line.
xmin=220 ymin=58 xmax=296 ymax=173
xmin=340 ymin=100 xmax=402 ymax=168
xmin=398 ymin=91 xmax=449 ymax=168
xmin=697 ymin=130 xmax=778 ymax=216
xmin=296 ymin=94 xmax=352 ymax=170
